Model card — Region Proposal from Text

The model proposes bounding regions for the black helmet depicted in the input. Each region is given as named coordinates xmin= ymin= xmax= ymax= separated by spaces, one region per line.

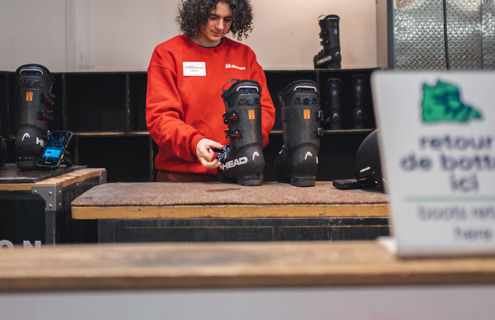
xmin=354 ymin=129 xmax=383 ymax=186
xmin=15 ymin=124 xmax=48 ymax=170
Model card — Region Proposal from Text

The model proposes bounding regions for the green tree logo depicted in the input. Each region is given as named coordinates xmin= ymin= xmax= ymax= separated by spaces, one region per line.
xmin=422 ymin=80 xmax=482 ymax=123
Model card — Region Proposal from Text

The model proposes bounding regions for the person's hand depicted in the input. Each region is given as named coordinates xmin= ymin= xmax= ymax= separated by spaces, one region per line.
xmin=196 ymin=138 xmax=224 ymax=169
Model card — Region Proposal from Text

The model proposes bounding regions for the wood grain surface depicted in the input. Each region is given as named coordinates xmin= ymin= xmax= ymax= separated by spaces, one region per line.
xmin=0 ymin=168 xmax=105 ymax=191
xmin=1 ymin=241 xmax=494 ymax=292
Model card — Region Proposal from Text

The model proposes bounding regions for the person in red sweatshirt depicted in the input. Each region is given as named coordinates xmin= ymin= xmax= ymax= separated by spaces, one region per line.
xmin=146 ymin=0 xmax=276 ymax=182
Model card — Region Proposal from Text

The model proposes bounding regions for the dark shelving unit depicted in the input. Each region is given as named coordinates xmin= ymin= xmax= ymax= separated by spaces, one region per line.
xmin=0 ymin=68 xmax=377 ymax=182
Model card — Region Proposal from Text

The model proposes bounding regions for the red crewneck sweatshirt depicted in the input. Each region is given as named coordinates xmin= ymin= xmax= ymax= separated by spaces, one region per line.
xmin=146 ymin=35 xmax=275 ymax=175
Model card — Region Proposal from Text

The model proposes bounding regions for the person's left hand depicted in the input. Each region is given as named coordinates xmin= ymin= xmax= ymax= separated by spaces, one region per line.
xmin=196 ymin=138 xmax=223 ymax=169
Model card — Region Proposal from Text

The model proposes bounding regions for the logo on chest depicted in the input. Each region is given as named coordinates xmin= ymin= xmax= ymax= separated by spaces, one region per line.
xmin=225 ymin=63 xmax=246 ymax=70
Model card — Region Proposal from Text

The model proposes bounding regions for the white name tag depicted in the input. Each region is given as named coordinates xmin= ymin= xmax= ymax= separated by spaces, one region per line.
xmin=183 ymin=62 xmax=206 ymax=76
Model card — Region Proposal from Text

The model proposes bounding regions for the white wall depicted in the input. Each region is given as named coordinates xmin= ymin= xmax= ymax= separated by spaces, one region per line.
xmin=0 ymin=0 xmax=67 ymax=72
xmin=0 ymin=0 xmax=378 ymax=72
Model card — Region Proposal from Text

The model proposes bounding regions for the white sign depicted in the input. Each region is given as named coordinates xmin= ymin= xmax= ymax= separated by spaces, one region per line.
xmin=372 ymin=71 xmax=495 ymax=257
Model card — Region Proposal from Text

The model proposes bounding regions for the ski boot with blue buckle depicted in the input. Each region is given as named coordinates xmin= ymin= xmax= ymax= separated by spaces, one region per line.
xmin=217 ymin=79 xmax=265 ymax=186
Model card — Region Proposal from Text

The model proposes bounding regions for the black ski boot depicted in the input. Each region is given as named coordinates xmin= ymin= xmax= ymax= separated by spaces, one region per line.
xmin=324 ymin=78 xmax=343 ymax=129
xmin=217 ymin=79 xmax=265 ymax=186
xmin=274 ymin=80 xmax=323 ymax=187
xmin=313 ymin=15 xmax=342 ymax=69
xmin=14 ymin=64 xmax=55 ymax=169
xmin=351 ymin=74 xmax=369 ymax=129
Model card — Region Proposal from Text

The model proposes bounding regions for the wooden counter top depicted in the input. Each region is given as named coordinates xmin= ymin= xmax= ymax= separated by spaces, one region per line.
xmin=0 ymin=166 xmax=106 ymax=191
xmin=1 ymin=241 xmax=495 ymax=292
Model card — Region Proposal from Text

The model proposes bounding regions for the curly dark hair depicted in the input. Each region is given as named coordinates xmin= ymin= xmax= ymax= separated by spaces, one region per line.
xmin=177 ymin=0 xmax=253 ymax=41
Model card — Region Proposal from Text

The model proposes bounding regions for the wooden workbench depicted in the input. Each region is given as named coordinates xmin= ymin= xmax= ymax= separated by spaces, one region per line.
xmin=71 ymin=182 xmax=390 ymax=242
xmin=0 ymin=164 xmax=106 ymax=244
